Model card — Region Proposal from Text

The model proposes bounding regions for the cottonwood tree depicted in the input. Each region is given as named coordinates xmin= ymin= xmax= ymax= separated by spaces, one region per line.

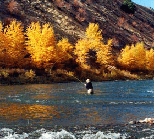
xmin=146 ymin=48 xmax=154 ymax=71
xmin=96 ymin=39 xmax=115 ymax=67
xmin=56 ymin=38 xmax=73 ymax=63
xmin=0 ymin=22 xmax=7 ymax=67
xmin=74 ymin=23 xmax=103 ymax=69
xmin=0 ymin=20 xmax=26 ymax=68
xmin=26 ymin=22 xmax=57 ymax=69
xmin=117 ymin=42 xmax=151 ymax=71
xmin=74 ymin=23 xmax=114 ymax=70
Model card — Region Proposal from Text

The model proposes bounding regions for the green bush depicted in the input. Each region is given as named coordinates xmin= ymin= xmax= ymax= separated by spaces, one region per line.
xmin=121 ymin=0 xmax=136 ymax=14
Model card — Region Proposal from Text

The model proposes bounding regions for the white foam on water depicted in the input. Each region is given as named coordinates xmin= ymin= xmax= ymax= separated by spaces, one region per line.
xmin=75 ymin=130 xmax=92 ymax=134
xmin=75 ymin=100 xmax=80 ymax=103
xmin=109 ymin=102 xmax=118 ymax=104
xmin=39 ymin=129 xmax=76 ymax=139
xmin=0 ymin=128 xmax=14 ymax=134
xmin=36 ymin=100 xmax=40 ymax=103
xmin=147 ymin=90 xmax=154 ymax=93
xmin=8 ymin=95 xmax=20 ymax=98
xmin=73 ymin=100 xmax=82 ymax=104
xmin=38 ymin=129 xmax=128 ymax=139
xmin=0 ymin=128 xmax=29 ymax=139
xmin=13 ymin=99 xmax=21 ymax=102
xmin=0 ymin=128 xmax=153 ymax=139
xmin=142 ymin=128 xmax=151 ymax=132
xmin=3 ymin=132 xmax=29 ymax=139
xmin=82 ymin=131 xmax=128 ymax=139
xmin=143 ymin=134 xmax=154 ymax=139
xmin=109 ymin=101 xmax=153 ymax=105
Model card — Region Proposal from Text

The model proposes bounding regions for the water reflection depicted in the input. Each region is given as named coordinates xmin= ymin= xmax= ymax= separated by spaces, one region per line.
xmin=0 ymin=103 xmax=59 ymax=121
xmin=81 ymin=107 xmax=102 ymax=124
xmin=31 ymin=94 xmax=53 ymax=100
xmin=0 ymin=80 xmax=154 ymax=127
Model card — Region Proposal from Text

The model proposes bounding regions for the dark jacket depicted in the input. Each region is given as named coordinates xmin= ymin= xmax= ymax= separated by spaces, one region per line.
xmin=86 ymin=82 xmax=93 ymax=90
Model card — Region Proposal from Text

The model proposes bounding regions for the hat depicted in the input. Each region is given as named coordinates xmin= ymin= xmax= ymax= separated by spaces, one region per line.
xmin=86 ymin=79 xmax=90 ymax=83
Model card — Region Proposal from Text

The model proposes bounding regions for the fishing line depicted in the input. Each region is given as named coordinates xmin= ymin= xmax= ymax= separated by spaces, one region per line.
xmin=69 ymin=74 xmax=84 ymax=85
xmin=51 ymin=55 xmax=66 ymax=69
xmin=50 ymin=50 xmax=85 ymax=85
xmin=50 ymin=58 xmax=84 ymax=85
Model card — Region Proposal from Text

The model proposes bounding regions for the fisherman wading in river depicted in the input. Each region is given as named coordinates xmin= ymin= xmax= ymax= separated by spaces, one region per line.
xmin=84 ymin=79 xmax=94 ymax=94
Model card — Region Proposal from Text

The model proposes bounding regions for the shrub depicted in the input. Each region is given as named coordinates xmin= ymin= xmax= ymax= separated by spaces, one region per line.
xmin=121 ymin=0 xmax=136 ymax=14
xmin=0 ymin=69 xmax=9 ymax=78
xmin=7 ymin=0 xmax=20 ymax=14
xmin=24 ymin=69 xmax=36 ymax=80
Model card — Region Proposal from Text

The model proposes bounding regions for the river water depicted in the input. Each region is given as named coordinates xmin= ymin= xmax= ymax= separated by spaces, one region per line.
xmin=0 ymin=80 xmax=154 ymax=139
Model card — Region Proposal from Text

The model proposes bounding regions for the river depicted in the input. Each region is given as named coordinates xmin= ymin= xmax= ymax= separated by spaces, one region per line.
xmin=0 ymin=80 xmax=154 ymax=139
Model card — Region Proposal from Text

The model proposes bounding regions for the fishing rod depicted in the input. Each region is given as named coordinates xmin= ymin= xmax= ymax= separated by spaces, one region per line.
xmin=70 ymin=74 xmax=84 ymax=85
xmin=51 ymin=55 xmax=67 ymax=70
xmin=63 ymin=71 xmax=84 ymax=85
xmin=50 ymin=59 xmax=84 ymax=85
xmin=49 ymin=50 xmax=85 ymax=85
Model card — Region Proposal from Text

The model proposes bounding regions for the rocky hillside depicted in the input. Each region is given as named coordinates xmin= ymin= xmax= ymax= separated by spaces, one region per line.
xmin=0 ymin=0 xmax=154 ymax=49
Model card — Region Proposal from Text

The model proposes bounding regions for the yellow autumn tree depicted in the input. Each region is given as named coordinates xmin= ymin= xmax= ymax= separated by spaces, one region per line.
xmin=74 ymin=23 xmax=114 ymax=69
xmin=96 ymin=39 xmax=115 ymax=66
xmin=85 ymin=23 xmax=103 ymax=46
xmin=0 ymin=22 xmax=2 ymax=30
xmin=56 ymin=38 xmax=73 ymax=63
xmin=48 ymin=38 xmax=74 ymax=69
xmin=118 ymin=42 xmax=147 ymax=71
xmin=74 ymin=23 xmax=103 ymax=69
xmin=26 ymin=22 xmax=57 ymax=69
xmin=0 ymin=20 xmax=26 ymax=68
xmin=74 ymin=38 xmax=90 ymax=69
xmin=0 ymin=22 xmax=7 ymax=66
xmin=146 ymin=48 xmax=154 ymax=71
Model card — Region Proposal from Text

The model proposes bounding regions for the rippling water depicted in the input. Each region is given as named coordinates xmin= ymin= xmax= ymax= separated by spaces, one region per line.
xmin=0 ymin=80 xmax=154 ymax=139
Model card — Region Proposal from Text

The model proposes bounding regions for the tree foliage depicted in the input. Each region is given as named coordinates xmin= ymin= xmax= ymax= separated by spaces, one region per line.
xmin=56 ymin=38 xmax=73 ymax=63
xmin=0 ymin=20 xmax=153 ymax=80
xmin=74 ymin=23 xmax=114 ymax=69
xmin=121 ymin=0 xmax=136 ymax=14
xmin=117 ymin=42 xmax=153 ymax=71
xmin=0 ymin=20 xmax=26 ymax=68
xmin=85 ymin=23 xmax=103 ymax=43
xmin=26 ymin=22 xmax=57 ymax=68
xmin=0 ymin=22 xmax=6 ymax=62
xmin=74 ymin=23 xmax=102 ymax=69
xmin=96 ymin=39 xmax=115 ymax=66
xmin=146 ymin=48 xmax=154 ymax=71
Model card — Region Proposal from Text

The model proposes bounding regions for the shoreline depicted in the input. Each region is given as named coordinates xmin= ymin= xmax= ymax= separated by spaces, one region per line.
xmin=0 ymin=76 xmax=153 ymax=85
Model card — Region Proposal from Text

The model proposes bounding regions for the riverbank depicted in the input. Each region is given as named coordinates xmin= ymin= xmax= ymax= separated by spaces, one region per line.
xmin=0 ymin=67 xmax=153 ymax=85
xmin=0 ymin=73 xmax=154 ymax=85
xmin=0 ymin=74 xmax=153 ymax=85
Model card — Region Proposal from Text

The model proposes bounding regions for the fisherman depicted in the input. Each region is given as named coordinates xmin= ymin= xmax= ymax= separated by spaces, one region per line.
xmin=84 ymin=79 xmax=94 ymax=94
